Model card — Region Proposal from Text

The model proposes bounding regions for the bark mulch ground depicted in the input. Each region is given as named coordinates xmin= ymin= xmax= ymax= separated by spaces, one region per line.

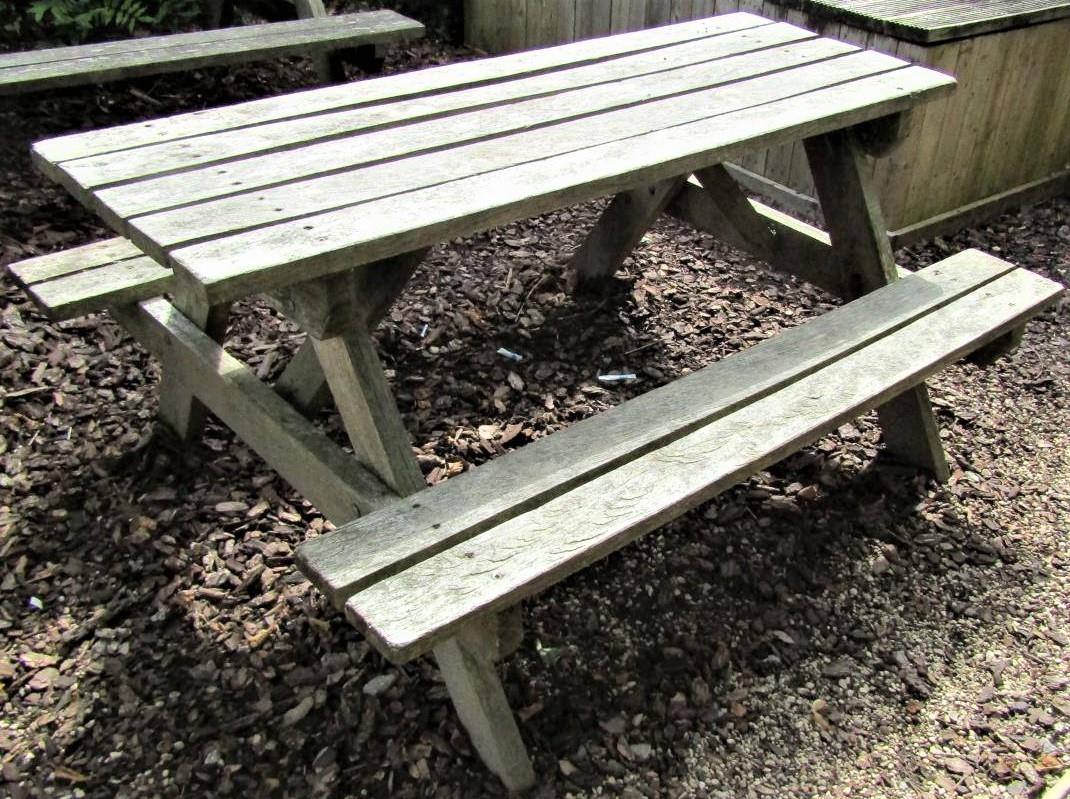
xmin=1 ymin=36 xmax=1068 ymax=799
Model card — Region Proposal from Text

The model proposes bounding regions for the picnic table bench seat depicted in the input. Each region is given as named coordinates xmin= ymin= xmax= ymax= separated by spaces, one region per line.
xmin=0 ymin=9 xmax=424 ymax=95
xmin=7 ymin=237 xmax=171 ymax=321
xmin=297 ymin=250 xmax=1062 ymax=789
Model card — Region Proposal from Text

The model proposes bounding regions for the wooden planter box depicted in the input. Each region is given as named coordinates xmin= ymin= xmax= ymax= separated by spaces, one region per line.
xmin=464 ymin=0 xmax=1070 ymax=245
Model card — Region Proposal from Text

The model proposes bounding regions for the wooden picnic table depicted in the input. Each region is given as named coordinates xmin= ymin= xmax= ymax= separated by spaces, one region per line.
xmin=30 ymin=12 xmax=956 ymax=513
xmin=20 ymin=13 xmax=1064 ymax=787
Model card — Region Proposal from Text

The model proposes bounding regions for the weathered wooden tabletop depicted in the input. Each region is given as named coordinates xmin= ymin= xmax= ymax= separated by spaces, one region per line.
xmin=33 ymin=12 xmax=954 ymax=306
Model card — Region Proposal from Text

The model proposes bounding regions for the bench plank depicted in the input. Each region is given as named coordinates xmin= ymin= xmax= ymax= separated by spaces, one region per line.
xmin=341 ymin=261 xmax=1062 ymax=662
xmin=0 ymin=11 xmax=423 ymax=94
xmin=166 ymin=64 xmax=954 ymax=303
xmin=32 ymin=14 xmax=768 ymax=163
xmin=296 ymin=250 xmax=1019 ymax=607
xmin=7 ymin=237 xmax=172 ymax=320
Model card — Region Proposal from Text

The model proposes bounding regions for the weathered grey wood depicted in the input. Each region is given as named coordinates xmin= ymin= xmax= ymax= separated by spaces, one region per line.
xmin=267 ymin=250 xmax=425 ymax=338
xmin=569 ymin=176 xmax=687 ymax=287
xmin=162 ymin=64 xmax=954 ymax=304
xmin=343 ymin=262 xmax=1063 ymax=662
xmin=804 ymin=128 xmax=898 ymax=297
xmin=293 ymin=0 xmax=338 ymax=84
xmin=311 ymin=330 xmax=425 ymax=497
xmin=106 ymin=38 xmax=864 ymax=252
xmin=297 ymin=252 xmax=1021 ymax=606
xmin=156 ymin=285 xmax=231 ymax=443
xmin=112 ymin=298 xmax=393 ymax=522
xmin=665 ymin=179 xmax=849 ymax=294
xmin=875 ymin=383 xmax=949 ymax=478
xmin=7 ymin=237 xmax=172 ymax=320
xmin=432 ymin=619 xmax=536 ymax=791
xmin=805 ymin=126 xmax=948 ymax=479
xmin=270 ymin=249 xmax=425 ymax=417
xmin=0 ymin=10 xmax=423 ymax=95
xmin=32 ymin=14 xmax=768 ymax=165
xmin=58 ymin=22 xmax=826 ymax=196
xmin=722 ymin=161 xmax=824 ymax=222
xmin=791 ymin=0 xmax=1070 ymax=44
xmin=274 ymin=338 xmax=332 ymax=414
xmin=693 ymin=164 xmax=779 ymax=256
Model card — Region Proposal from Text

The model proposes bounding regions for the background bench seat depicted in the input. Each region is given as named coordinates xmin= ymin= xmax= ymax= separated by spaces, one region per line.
xmin=0 ymin=9 xmax=424 ymax=95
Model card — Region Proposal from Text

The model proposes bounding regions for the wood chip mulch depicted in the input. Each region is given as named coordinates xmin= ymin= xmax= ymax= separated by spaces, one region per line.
xmin=1 ymin=37 xmax=1068 ymax=799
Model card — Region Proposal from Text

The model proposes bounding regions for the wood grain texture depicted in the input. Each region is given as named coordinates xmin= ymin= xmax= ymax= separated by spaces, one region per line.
xmin=795 ymin=0 xmax=1070 ymax=43
xmin=265 ymin=250 xmax=426 ymax=339
xmin=0 ymin=10 xmax=423 ymax=94
xmin=113 ymin=298 xmax=394 ymax=522
xmin=156 ymin=285 xmax=231 ymax=443
xmin=65 ymin=20 xmax=809 ymax=196
xmin=33 ymin=14 xmax=765 ymax=164
xmin=111 ymin=35 xmax=845 ymax=251
xmin=569 ymin=176 xmax=687 ymax=286
xmin=805 ymin=126 xmax=949 ymax=479
xmin=297 ymin=253 xmax=1020 ymax=607
xmin=667 ymin=175 xmax=848 ymax=296
xmin=804 ymin=128 xmax=897 ymax=298
xmin=344 ymin=261 xmax=1063 ymax=662
xmin=311 ymin=330 xmax=425 ymax=497
xmin=274 ymin=338 xmax=332 ymax=414
xmin=167 ymin=62 xmax=953 ymax=304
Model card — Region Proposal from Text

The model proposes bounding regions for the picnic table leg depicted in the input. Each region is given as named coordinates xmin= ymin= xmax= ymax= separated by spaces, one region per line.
xmin=157 ymin=285 xmax=230 ymax=442
xmin=294 ymin=0 xmax=345 ymax=82
xmin=568 ymin=176 xmax=688 ymax=289
xmin=270 ymin=250 xmax=427 ymax=495
xmin=433 ymin=615 xmax=536 ymax=791
xmin=804 ymin=128 xmax=951 ymax=481
xmin=275 ymin=339 xmax=332 ymax=414
xmin=310 ymin=327 xmax=425 ymax=496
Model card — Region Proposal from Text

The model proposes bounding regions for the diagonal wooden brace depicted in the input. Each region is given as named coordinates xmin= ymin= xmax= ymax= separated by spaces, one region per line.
xmin=568 ymin=176 xmax=688 ymax=289
xmin=433 ymin=614 xmax=536 ymax=792
xmin=804 ymin=128 xmax=950 ymax=481
xmin=270 ymin=250 xmax=428 ymax=495
xmin=272 ymin=249 xmax=426 ymax=415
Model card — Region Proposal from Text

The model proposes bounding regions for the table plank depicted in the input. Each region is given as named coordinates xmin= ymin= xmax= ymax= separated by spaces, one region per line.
xmin=0 ymin=11 xmax=422 ymax=94
xmin=166 ymin=63 xmax=953 ymax=302
xmin=33 ymin=14 xmax=769 ymax=164
xmin=120 ymin=38 xmax=862 ymax=246
xmin=48 ymin=21 xmax=817 ymax=192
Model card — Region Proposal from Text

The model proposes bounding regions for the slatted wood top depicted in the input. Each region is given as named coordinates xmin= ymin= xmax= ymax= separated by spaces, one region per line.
xmin=32 ymin=13 xmax=956 ymax=305
xmin=0 ymin=10 xmax=424 ymax=95
xmin=782 ymin=0 xmax=1070 ymax=43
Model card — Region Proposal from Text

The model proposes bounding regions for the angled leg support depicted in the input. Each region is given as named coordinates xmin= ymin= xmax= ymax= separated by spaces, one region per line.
xmin=804 ymin=128 xmax=950 ymax=481
xmin=433 ymin=615 xmax=536 ymax=792
xmin=270 ymin=250 xmax=427 ymax=495
xmin=295 ymin=0 xmax=345 ymax=82
xmin=569 ymin=176 xmax=687 ymax=289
